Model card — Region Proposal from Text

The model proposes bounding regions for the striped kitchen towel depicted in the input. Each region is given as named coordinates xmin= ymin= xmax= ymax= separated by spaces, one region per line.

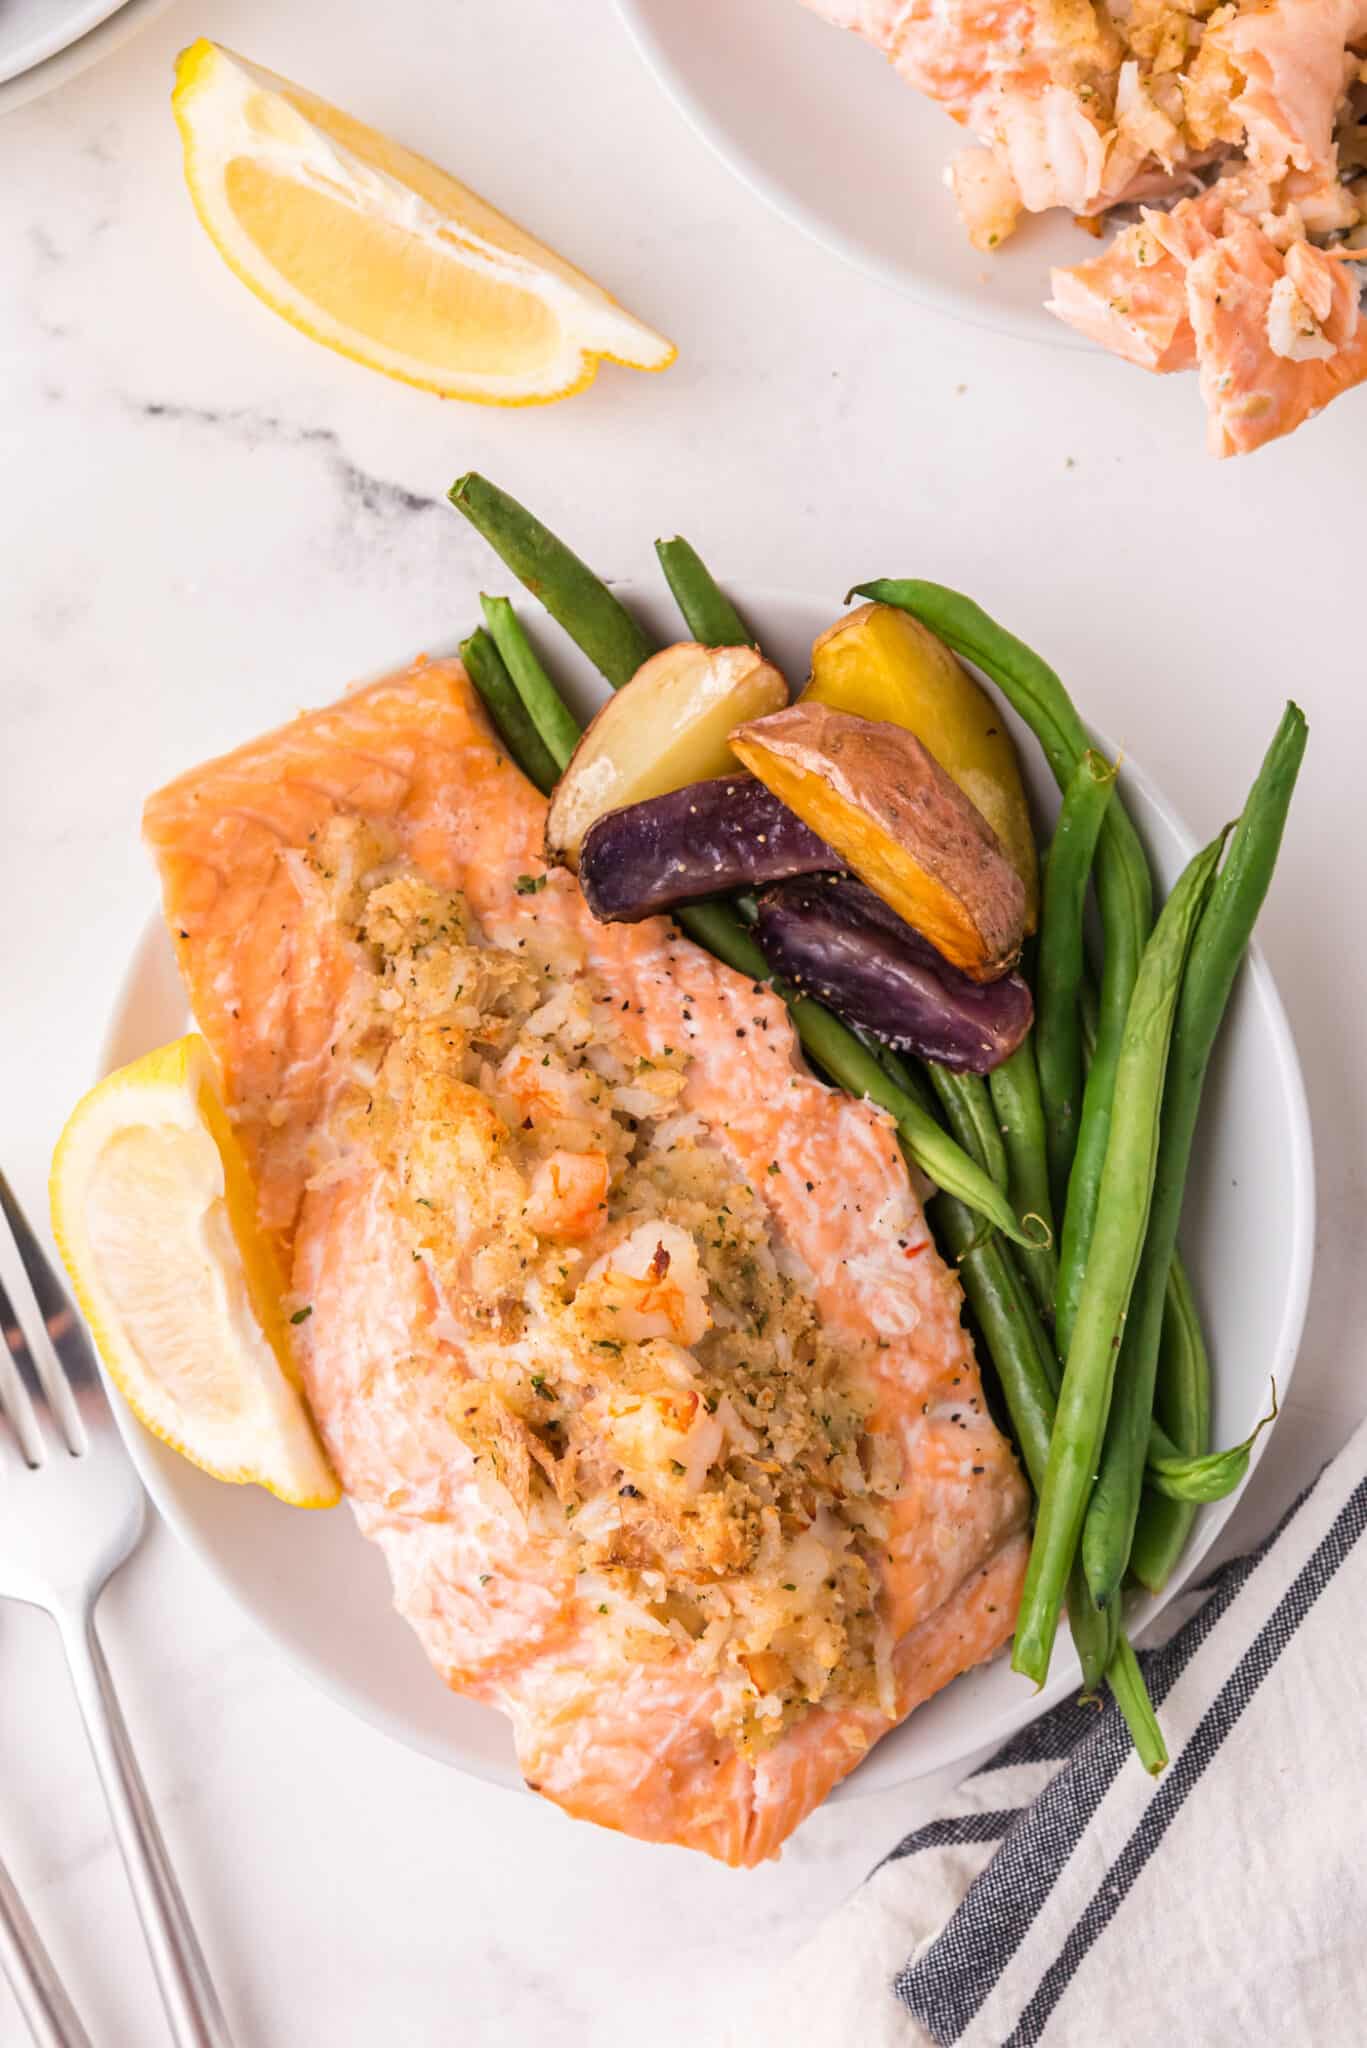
xmin=745 ymin=1416 xmax=1367 ymax=2047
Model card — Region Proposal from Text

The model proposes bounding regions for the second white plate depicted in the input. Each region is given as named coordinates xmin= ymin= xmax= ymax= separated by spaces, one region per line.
xmin=0 ymin=0 xmax=127 ymax=87
xmin=616 ymin=0 xmax=1092 ymax=348
xmin=0 ymin=0 xmax=175 ymax=114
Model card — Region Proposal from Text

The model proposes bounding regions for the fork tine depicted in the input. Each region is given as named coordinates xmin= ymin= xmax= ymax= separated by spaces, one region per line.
xmin=0 ymin=1268 xmax=45 ymax=1466
xmin=0 ymin=1171 xmax=101 ymax=1394
xmin=0 ymin=1172 xmax=93 ymax=1456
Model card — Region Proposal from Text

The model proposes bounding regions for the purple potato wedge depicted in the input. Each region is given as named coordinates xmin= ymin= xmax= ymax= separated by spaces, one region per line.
xmin=578 ymin=776 xmax=838 ymax=923
xmin=754 ymin=875 xmax=1033 ymax=1074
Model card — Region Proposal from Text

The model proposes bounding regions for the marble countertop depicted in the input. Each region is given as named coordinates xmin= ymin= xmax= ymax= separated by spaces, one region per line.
xmin=2 ymin=2 xmax=1364 ymax=2041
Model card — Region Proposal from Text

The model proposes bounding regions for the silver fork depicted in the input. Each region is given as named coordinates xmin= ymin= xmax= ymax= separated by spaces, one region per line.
xmin=0 ymin=1169 xmax=233 ymax=2048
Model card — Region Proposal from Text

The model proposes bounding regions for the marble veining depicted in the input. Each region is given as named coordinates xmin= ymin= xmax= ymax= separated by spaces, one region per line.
xmin=134 ymin=399 xmax=443 ymax=519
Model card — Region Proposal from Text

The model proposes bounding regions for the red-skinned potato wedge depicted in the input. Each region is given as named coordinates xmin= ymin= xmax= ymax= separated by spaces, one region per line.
xmin=544 ymin=642 xmax=788 ymax=869
xmin=804 ymin=603 xmax=1039 ymax=931
xmin=730 ymin=702 xmax=1026 ymax=981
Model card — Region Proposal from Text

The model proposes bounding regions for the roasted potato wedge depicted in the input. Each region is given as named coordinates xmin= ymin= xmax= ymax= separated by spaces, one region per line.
xmin=545 ymin=642 xmax=788 ymax=869
xmin=579 ymin=776 xmax=835 ymax=923
xmin=730 ymin=702 xmax=1026 ymax=981
xmin=755 ymin=875 xmax=1033 ymax=1073
xmin=804 ymin=603 xmax=1039 ymax=929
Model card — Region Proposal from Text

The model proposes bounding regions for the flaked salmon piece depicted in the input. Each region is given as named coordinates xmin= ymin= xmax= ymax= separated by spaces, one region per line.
xmin=1044 ymin=170 xmax=1272 ymax=369
xmin=1051 ymin=170 xmax=1367 ymax=452
xmin=1202 ymin=0 xmax=1367 ymax=186
xmin=1044 ymin=172 xmax=1271 ymax=371
xmin=1047 ymin=215 xmax=1199 ymax=370
xmin=144 ymin=658 xmax=1031 ymax=1864
xmin=1186 ymin=215 xmax=1367 ymax=453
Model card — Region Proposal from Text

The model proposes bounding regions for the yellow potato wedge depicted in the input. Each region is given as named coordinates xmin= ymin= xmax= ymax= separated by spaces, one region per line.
xmin=545 ymin=641 xmax=788 ymax=869
xmin=730 ymin=702 xmax=1026 ymax=981
xmin=804 ymin=603 xmax=1039 ymax=930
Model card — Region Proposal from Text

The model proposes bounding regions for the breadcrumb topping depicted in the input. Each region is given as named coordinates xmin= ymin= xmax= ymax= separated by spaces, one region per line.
xmin=302 ymin=826 xmax=905 ymax=1753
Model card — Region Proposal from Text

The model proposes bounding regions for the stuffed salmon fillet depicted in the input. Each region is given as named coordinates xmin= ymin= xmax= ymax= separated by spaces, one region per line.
xmin=144 ymin=656 xmax=1030 ymax=1863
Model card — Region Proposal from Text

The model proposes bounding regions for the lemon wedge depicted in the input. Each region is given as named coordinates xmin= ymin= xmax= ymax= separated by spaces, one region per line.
xmin=50 ymin=1035 xmax=340 ymax=1508
xmin=171 ymin=39 xmax=677 ymax=405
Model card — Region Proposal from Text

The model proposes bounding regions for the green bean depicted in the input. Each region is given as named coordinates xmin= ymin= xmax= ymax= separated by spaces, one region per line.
xmin=815 ymin=1034 xmax=1135 ymax=1714
xmin=655 ymin=537 xmax=755 ymax=647
xmin=1146 ymin=1386 xmax=1278 ymax=1502
xmin=851 ymin=581 xmax=1154 ymax=1354
xmin=1082 ymin=704 xmax=1306 ymax=1606
xmin=927 ymin=1066 xmax=1009 ymax=1194
xmin=987 ymin=1039 xmax=1059 ymax=1323
xmin=1012 ymin=830 xmax=1225 ymax=1685
xmin=932 ymin=1194 xmax=1057 ymax=1491
xmin=932 ymin=1191 xmax=1133 ymax=1698
xmin=479 ymin=595 xmax=582 ymax=771
xmin=1081 ymin=984 xmax=1217 ymax=1498
xmin=1055 ymin=910 xmax=1149 ymax=1355
xmin=1131 ymin=1259 xmax=1213 ymax=1590
xmin=1106 ymin=1636 xmax=1168 ymax=1775
xmin=862 ymin=1035 xmax=940 ymax=1121
xmin=921 ymin=1073 xmax=1114 ymax=1695
xmin=449 ymin=473 xmax=655 ymax=689
xmin=1037 ymin=751 xmax=1116 ymax=1216
xmin=459 ymin=628 xmax=559 ymax=794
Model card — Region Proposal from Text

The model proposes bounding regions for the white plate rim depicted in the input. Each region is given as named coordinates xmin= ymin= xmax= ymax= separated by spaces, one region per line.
xmin=96 ymin=591 xmax=1316 ymax=1800
xmin=613 ymin=0 xmax=1089 ymax=351
xmin=0 ymin=0 xmax=174 ymax=114
xmin=0 ymin=0 xmax=130 ymax=88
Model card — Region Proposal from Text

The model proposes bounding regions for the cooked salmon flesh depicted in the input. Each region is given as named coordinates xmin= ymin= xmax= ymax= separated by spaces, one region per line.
xmin=144 ymin=658 xmax=1030 ymax=1864
xmin=803 ymin=0 xmax=1367 ymax=454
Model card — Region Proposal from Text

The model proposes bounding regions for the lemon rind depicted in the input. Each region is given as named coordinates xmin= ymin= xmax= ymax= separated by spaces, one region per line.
xmin=50 ymin=1034 xmax=341 ymax=1510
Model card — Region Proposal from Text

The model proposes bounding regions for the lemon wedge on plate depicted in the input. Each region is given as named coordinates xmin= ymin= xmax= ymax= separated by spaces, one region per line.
xmin=50 ymin=1035 xmax=340 ymax=1508
xmin=171 ymin=39 xmax=677 ymax=405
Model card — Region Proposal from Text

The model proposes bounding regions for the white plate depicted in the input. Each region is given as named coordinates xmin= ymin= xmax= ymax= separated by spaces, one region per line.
xmin=0 ymin=0 xmax=128 ymax=86
xmin=616 ymin=0 xmax=1092 ymax=348
xmin=0 ymin=0 xmax=174 ymax=113
xmin=101 ymin=584 xmax=1314 ymax=1801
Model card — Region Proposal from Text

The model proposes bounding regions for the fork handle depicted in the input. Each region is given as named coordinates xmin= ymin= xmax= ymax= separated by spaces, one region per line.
xmin=0 ymin=1853 xmax=92 ymax=2048
xmin=57 ymin=1607 xmax=233 ymax=2048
